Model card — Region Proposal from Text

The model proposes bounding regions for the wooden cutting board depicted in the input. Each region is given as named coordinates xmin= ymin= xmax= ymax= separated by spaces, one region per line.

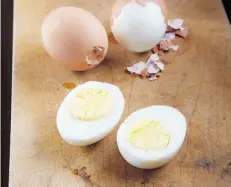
xmin=10 ymin=0 xmax=231 ymax=186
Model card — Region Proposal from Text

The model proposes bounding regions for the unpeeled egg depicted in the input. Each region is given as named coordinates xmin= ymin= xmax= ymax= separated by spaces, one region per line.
xmin=42 ymin=6 xmax=108 ymax=71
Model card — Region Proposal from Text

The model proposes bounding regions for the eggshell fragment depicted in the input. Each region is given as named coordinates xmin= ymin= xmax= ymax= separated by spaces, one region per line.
xmin=126 ymin=54 xmax=164 ymax=81
xmin=152 ymin=46 xmax=164 ymax=56
xmin=155 ymin=61 xmax=165 ymax=70
xmin=175 ymin=28 xmax=189 ymax=38
xmin=148 ymin=74 xmax=157 ymax=81
xmin=85 ymin=46 xmax=105 ymax=66
xmin=164 ymin=32 xmax=176 ymax=40
xmin=147 ymin=63 xmax=160 ymax=74
xmin=169 ymin=45 xmax=179 ymax=51
xmin=147 ymin=53 xmax=160 ymax=64
xmin=167 ymin=18 xmax=189 ymax=38
xmin=168 ymin=18 xmax=184 ymax=30
xmin=151 ymin=18 xmax=189 ymax=56
xmin=126 ymin=61 xmax=147 ymax=75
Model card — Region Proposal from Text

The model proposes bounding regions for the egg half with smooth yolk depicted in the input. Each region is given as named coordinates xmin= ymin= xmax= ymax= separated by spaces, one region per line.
xmin=117 ymin=105 xmax=187 ymax=169
xmin=57 ymin=81 xmax=125 ymax=146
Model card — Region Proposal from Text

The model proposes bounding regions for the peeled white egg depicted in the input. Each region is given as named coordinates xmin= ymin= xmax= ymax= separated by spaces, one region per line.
xmin=57 ymin=81 xmax=125 ymax=146
xmin=111 ymin=0 xmax=167 ymax=52
xmin=117 ymin=105 xmax=187 ymax=169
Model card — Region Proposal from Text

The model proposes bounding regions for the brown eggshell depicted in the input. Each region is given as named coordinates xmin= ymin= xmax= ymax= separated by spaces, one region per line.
xmin=42 ymin=6 xmax=108 ymax=71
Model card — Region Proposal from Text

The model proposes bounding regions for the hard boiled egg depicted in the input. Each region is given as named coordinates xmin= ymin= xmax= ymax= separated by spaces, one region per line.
xmin=117 ymin=105 xmax=187 ymax=169
xmin=42 ymin=7 xmax=108 ymax=71
xmin=57 ymin=81 xmax=125 ymax=146
xmin=111 ymin=0 xmax=167 ymax=52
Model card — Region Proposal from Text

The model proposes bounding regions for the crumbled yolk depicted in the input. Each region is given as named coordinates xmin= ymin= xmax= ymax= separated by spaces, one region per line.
xmin=128 ymin=120 xmax=170 ymax=150
xmin=69 ymin=88 xmax=113 ymax=120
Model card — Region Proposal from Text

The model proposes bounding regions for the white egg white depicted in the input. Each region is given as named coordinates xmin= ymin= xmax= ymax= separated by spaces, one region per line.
xmin=117 ymin=105 xmax=187 ymax=169
xmin=111 ymin=1 xmax=166 ymax=52
xmin=57 ymin=81 xmax=125 ymax=146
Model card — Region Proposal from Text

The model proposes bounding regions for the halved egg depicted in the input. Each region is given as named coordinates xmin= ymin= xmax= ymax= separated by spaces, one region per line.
xmin=117 ymin=105 xmax=187 ymax=169
xmin=57 ymin=81 xmax=125 ymax=146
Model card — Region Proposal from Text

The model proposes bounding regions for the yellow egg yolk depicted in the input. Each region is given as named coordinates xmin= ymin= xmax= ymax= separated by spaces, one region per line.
xmin=69 ymin=88 xmax=113 ymax=120
xmin=128 ymin=120 xmax=170 ymax=151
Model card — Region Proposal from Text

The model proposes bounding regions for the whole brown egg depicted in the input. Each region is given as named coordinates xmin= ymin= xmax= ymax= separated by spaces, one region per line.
xmin=42 ymin=6 xmax=108 ymax=71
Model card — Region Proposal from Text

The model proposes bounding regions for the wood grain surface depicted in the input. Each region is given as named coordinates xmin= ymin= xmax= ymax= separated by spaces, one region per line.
xmin=10 ymin=0 xmax=231 ymax=186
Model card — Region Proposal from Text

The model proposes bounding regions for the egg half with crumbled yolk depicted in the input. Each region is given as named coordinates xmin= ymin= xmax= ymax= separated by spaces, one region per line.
xmin=117 ymin=105 xmax=187 ymax=169
xmin=57 ymin=81 xmax=125 ymax=146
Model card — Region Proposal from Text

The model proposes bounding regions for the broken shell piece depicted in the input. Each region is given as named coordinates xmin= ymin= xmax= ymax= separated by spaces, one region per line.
xmin=152 ymin=46 xmax=164 ymax=56
xmin=159 ymin=40 xmax=173 ymax=51
xmin=126 ymin=53 xmax=164 ymax=81
xmin=152 ymin=46 xmax=159 ymax=53
xmin=166 ymin=40 xmax=174 ymax=48
xmin=147 ymin=63 xmax=160 ymax=74
xmin=175 ymin=28 xmax=188 ymax=38
xmin=159 ymin=40 xmax=168 ymax=50
xmin=168 ymin=45 xmax=179 ymax=51
xmin=168 ymin=18 xmax=184 ymax=30
xmin=180 ymin=26 xmax=185 ymax=31
xmin=127 ymin=61 xmax=147 ymax=75
xmin=146 ymin=53 xmax=160 ymax=65
xmin=164 ymin=32 xmax=176 ymax=40
xmin=148 ymin=74 xmax=157 ymax=81
xmin=154 ymin=61 xmax=164 ymax=70
xmin=151 ymin=18 xmax=188 ymax=60
xmin=167 ymin=25 xmax=174 ymax=32
xmin=167 ymin=18 xmax=189 ymax=38
xmin=158 ymin=39 xmax=178 ymax=52
xmin=85 ymin=46 xmax=105 ymax=65
xmin=158 ymin=50 xmax=164 ymax=56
